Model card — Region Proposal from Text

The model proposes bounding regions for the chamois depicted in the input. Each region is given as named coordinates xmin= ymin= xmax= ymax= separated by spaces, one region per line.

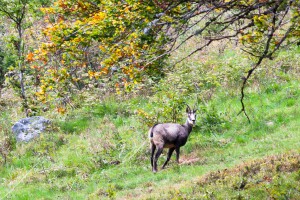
xmin=149 ymin=105 xmax=197 ymax=172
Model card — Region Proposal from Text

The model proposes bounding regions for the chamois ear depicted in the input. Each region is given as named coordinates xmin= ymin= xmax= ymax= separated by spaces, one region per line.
xmin=193 ymin=109 xmax=198 ymax=113
xmin=186 ymin=105 xmax=191 ymax=113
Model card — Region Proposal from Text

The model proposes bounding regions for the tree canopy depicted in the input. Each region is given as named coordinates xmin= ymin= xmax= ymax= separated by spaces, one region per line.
xmin=1 ymin=0 xmax=299 ymax=115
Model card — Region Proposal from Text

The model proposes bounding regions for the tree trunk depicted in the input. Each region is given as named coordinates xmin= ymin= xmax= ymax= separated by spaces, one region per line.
xmin=17 ymin=23 xmax=29 ymax=116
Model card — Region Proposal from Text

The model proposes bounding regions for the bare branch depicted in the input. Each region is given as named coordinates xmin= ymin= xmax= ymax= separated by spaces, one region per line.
xmin=238 ymin=0 xmax=283 ymax=123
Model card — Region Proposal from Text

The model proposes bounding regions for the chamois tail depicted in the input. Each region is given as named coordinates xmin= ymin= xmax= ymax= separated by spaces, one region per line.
xmin=148 ymin=124 xmax=159 ymax=138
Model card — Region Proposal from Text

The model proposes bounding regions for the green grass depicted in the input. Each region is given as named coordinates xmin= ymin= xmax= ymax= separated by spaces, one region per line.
xmin=1 ymin=45 xmax=300 ymax=199
xmin=0 ymin=77 xmax=299 ymax=199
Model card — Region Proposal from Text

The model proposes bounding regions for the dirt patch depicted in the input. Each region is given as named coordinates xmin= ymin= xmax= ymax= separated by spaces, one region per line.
xmin=179 ymin=156 xmax=201 ymax=165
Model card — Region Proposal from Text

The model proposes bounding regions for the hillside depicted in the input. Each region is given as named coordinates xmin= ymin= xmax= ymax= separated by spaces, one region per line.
xmin=1 ymin=45 xmax=300 ymax=199
xmin=1 ymin=1 xmax=300 ymax=199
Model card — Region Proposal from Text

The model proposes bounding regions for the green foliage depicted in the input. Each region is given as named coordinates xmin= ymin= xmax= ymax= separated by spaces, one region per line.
xmin=0 ymin=24 xmax=300 ymax=199
xmin=0 ymin=36 xmax=17 ymax=92
xmin=199 ymin=104 xmax=229 ymax=134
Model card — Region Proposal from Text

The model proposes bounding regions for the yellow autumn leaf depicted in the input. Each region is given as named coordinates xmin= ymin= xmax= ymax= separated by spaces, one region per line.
xmin=90 ymin=12 xmax=106 ymax=25
xmin=99 ymin=45 xmax=106 ymax=52
xmin=88 ymin=70 xmax=95 ymax=79
xmin=57 ymin=107 xmax=66 ymax=114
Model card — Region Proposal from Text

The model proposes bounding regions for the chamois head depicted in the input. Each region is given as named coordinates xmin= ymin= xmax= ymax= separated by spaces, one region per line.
xmin=186 ymin=105 xmax=197 ymax=126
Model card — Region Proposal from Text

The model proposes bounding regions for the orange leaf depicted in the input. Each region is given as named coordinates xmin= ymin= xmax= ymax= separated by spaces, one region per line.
xmin=27 ymin=52 xmax=34 ymax=62
xmin=57 ymin=107 xmax=66 ymax=114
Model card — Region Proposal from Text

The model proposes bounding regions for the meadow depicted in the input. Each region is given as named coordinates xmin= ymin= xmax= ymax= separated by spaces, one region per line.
xmin=0 ymin=44 xmax=300 ymax=199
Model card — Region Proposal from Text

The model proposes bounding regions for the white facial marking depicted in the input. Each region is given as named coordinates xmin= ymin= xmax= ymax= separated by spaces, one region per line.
xmin=187 ymin=112 xmax=196 ymax=125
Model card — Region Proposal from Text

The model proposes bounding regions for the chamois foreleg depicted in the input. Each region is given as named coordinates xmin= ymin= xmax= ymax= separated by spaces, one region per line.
xmin=162 ymin=147 xmax=175 ymax=169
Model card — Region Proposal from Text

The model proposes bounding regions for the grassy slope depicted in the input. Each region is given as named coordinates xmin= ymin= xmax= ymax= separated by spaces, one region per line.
xmin=0 ymin=46 xmax=300 ymax=199
xmin=115 ymin=81 xmax=300 ymax=199
xmin=0 ymin=79 xmax=299 ymax=199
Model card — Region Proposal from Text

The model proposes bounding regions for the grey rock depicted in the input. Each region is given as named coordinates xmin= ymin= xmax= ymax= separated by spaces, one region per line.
xmin=12 ymin=116 xmax=51 ymax=142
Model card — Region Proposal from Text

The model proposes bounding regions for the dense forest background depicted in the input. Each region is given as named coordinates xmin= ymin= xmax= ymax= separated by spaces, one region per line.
xmin=0 ymin=0 xmax=300 ymax=199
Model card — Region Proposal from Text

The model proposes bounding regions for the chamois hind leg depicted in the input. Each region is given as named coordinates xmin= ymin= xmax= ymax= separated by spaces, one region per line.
xmin=175 ymin=147 xmax=180 ymax=163
xmin=162 ymin=147 xmax=175 ymax=169
xmin=153 ymin=145 xmax=163 ymax=173
xmin=150 ymin=143 xmax=156 ymax=168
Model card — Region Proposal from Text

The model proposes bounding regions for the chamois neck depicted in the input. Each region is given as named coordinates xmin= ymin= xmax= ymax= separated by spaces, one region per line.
xmin=183 ymin=120 xmax=193 ymax=134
